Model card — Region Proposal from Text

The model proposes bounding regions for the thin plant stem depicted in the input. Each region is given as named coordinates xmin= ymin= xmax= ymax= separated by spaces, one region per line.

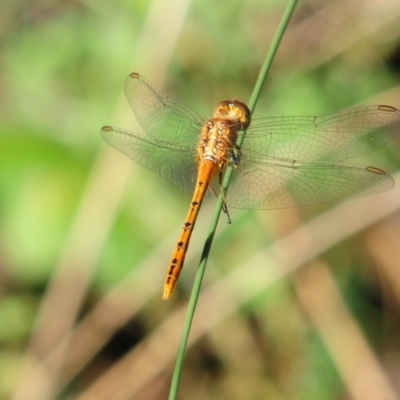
xmin=168 ymin=1 xmax=298 ymax=399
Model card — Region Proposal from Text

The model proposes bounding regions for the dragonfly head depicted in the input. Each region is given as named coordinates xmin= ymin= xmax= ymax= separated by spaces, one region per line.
xmin=213 ymin=100 xmax=251 ymax=130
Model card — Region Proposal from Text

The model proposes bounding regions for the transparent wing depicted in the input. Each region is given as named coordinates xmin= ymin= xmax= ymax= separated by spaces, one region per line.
xmin=244 ymin=105 xmax=400 ymax=163
xmin=101 ymin=126 xmax=198 ymax=194
xmin=100 ymin=73 xmax=207 ymax=193
xmin=124 ymin=72 xmax=204 ymax=144
xmin=226 ymin=105 xmax=399 ymax=209
xmin=103 ymin=73 xmax=399 ymax=210
xmin=227 ymin=158 xmax=394 ymax=210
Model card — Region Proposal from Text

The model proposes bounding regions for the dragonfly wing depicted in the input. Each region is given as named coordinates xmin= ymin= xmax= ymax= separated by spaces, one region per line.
xmin=245 ymin=105 xmax=400 ymax=163
xmin=227 ymin=158 xmax=394 ymax=210
xmin=101 ymin=126 xmax=197 ymax=194
xmin=124 ymin=73 xmax=204 ymax=143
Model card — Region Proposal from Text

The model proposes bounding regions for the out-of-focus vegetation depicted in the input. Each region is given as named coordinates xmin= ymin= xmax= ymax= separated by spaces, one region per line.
xmin=1 ymin=0 xmax=400 ymax=399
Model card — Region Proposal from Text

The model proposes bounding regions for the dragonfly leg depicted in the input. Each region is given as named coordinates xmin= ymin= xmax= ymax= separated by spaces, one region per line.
xmin=221 ymin=201 xmax=232 ymax=224
xmin=218 ymin=169 xmax=232 ymax=224
xmin=231 ymin=145 xmax=242 ymax=167
xmin=206 ymin=172 xmax=232 ymax=223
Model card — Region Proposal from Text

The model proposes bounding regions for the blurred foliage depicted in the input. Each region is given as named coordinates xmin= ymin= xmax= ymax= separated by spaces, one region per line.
xmin=1 ymin=0 xmax=400 ymax=399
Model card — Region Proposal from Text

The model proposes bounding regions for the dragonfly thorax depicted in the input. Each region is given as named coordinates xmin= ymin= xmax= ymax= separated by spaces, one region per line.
xmin=213 ymin=100 xmax=251 ymax=130
xmin=195 ymin=118 xmax=238 ymax=174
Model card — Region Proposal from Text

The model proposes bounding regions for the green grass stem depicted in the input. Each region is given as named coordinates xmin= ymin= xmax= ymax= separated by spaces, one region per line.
xmin=168 ymin=1 xmax=298 ymax=399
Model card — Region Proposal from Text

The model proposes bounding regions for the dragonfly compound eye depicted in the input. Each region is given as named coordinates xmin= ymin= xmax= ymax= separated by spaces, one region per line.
xmin=232 ymin=100 xmax=251 ymax=129
xmin=213 ymin=100 xmax=251 ymax=129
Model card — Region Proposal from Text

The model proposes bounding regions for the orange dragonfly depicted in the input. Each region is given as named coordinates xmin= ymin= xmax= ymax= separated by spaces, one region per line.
xmin=101 ymin=72 xmax=400 ymax=299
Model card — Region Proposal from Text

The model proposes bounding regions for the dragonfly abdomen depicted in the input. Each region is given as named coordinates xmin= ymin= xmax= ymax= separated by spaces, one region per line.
xmin=163 ymin=159 xmax=217 ymax=299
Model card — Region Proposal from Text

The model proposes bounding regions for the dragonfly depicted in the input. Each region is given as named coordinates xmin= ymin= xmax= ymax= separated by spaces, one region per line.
xmin=101 ymin=72 xmax=400 ymax=300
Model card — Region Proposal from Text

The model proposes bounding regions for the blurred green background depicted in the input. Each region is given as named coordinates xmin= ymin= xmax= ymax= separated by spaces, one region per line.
xmin=1 ymin=0 xmax=400 ymax=399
